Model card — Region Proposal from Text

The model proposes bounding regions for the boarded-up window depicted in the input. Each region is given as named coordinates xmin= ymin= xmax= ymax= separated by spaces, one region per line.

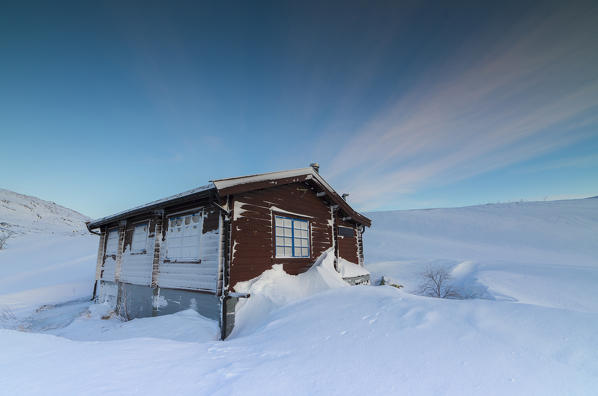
xmin=166 ymin=211 xmax=202 ymax=262
xmin=275 ymin=215 xmax=309 ymax=258
xmin=131 ymin=223 xmax=148 ymax=253
xmin=105 ymin=229 xmax=119 ymax=255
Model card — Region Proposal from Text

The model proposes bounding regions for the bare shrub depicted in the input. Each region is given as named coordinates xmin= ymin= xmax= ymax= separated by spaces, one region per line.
xmin=0 ymin=305 xmax=17 ymax=325
xmin=418 ymin=267 xmax=461 ymax=299
xmin=0 ymin=232 xmax=9 ymax=249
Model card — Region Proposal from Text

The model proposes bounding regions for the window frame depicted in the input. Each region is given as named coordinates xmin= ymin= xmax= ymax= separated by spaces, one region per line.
xmin=274 ymin=215 xmax=310 ymax=259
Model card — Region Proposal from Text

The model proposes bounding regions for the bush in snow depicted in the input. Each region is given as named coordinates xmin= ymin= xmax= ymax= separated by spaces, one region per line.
xmin=417 ymin=267 xmax=462 ymax=299
xmin=0 ymin=305 xmax=17 ymax=327
xmin=0 ymin=231 xmax=9 ymax=249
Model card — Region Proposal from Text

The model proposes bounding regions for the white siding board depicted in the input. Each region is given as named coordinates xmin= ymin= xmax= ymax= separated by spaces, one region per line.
xmin=120 ymin=224 xmax=155 ymax=286
xmin=100 ymin=230 xmax=119 ymax=281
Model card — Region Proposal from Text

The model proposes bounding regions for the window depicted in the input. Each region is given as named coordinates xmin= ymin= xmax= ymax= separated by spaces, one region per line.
xmin=166 ymin=211 xmax=202 ymax=262
xmin=275 ymin=215 xmax=309 ymax=258
xmin=338 ymin=226 xmax=355 ymax=238
xmin=131 ymin=223 xmax=148 ymax=253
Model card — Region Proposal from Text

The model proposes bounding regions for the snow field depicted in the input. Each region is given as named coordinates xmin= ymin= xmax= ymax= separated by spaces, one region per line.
xmin=1 ymin=191 xmax=598 ymax=395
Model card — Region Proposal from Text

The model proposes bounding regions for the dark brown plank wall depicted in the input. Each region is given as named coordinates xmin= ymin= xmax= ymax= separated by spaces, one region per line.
xmin=229 ymin=182 xmax=334 ymax=288
xmin=337 ymin=218 xmax=360 ymax=264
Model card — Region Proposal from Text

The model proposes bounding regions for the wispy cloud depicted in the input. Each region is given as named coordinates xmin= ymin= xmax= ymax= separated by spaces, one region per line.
xmin=324 ymin=3 xmax=598 ymax=209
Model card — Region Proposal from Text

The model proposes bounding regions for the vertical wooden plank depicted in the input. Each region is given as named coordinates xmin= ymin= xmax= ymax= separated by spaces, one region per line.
xmin=114 ymin=220 xmax=127 ymax=282
xmin=151 ymin=212 xmax=163 ymax=288
xmin=95 ymin=229 xmax=106 ymax=281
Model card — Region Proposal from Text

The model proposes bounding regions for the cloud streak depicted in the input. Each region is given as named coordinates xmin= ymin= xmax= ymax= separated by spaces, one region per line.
xmin=324 ymin=2 xmax=598 ymax=209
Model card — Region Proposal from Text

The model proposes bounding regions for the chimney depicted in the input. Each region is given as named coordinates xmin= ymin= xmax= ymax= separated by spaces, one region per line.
xmin=342 ymin=193 xmax=349 ymax=201
xmin=310 ymin=162 xmax=320 ymax=173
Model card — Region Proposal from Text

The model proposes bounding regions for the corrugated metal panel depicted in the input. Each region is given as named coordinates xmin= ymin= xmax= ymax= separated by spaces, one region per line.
xmin=158 ymin=210 xmax=220 ymax=292
xmin=97 ymin=280 xmax=118 ymax=309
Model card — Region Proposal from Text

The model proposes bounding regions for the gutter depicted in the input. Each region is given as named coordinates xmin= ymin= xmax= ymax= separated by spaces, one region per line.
xmin=86 ymin=221 xmax=101 ymax=235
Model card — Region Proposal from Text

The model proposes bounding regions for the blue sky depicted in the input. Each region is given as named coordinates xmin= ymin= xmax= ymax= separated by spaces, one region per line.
xmin=1 ymin=1 xmax=597 ymax=218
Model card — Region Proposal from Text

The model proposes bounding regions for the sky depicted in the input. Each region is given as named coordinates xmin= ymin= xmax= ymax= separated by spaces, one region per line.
xmin=1 ymin=0 xmax=597 ymax=218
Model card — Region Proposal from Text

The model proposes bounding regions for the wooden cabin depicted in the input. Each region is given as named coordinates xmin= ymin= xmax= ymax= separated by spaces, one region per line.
xmin=86 ymin=164 xmax=371 ymax=339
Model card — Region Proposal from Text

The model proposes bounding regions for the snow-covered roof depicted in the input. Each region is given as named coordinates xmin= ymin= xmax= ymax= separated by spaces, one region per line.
xmin=88 ymin=166 xmax=371 ymax=230
xmin=212 ymin=167 xmax=334 ymax=192
xmin=213 ymin=167 xmax=371 ymax=226
xmin=87 ymin=184 xmax=215 ymax=229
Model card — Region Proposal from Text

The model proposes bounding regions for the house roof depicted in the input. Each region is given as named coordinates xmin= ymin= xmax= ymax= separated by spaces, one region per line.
xmin=212 ymin=167 xmax=371 ymax=227
xmin=87 ymin=167 xmax=371 ymax=230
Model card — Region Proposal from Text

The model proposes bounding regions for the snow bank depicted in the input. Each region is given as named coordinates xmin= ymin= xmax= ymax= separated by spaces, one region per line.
xmin=232 ymin=249 xmax=348 ymax=335
xmin=2 ymin=286 xmax=597 ymax=395
xmin=47 ymin=304 xmax=219 ymax=342
xmin=337 ymin=257 xmax=370 ymax=278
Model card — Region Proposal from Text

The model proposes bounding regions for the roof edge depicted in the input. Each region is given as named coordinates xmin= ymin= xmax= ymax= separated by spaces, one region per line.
xmin=213 ymin=167 xmax=371 ymax=227
xmin=87 ymin=183 xmax=216 ymax=229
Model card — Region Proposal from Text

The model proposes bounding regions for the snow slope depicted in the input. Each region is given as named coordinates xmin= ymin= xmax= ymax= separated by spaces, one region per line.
xmin=0 ymin=188 xmax=89 ymax=236
xmin=365 ymin=198 xmax=598 ymax=312
xmin=0 ymin=189 xmax=97 ymax=320
xmin=1 ymin=195 xmax=597 ymax=395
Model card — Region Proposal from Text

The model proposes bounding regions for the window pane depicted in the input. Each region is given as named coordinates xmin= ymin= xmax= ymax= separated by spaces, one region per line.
xmin=302 ymin=248 xmax=309 ymax=257
xmin=299 ymin=221 xmax=307 ymax=230
xmin=275 ymin=217 xmax=283 ymax=226
xmin=294 ymin=247 xmax=301 ymax=257
xmin=294 ymin=221 xmax=302 ymax=230
xmin=276 ymin=246 xmax=284 ymax=257
xmin=276 ymin=236 xmax=284 ymax=246
xmin=283 ymin=218 xmax=291 ymax=227
xmin=283 ymin=228 xmax=291 ymax=237
xmin=284 ymin=247 xmax=292 ymax=256
xmin=284 ymin=237 xmax=292 ymax=247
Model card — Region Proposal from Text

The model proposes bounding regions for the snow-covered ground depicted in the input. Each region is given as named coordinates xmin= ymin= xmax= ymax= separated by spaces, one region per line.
xmin=0 ymin=189 xmax=97 ymax=321
xmin=365 ymin=198 xmax=598 ymax=312
xmin=1 ymin=192 xmax=597 ymax=395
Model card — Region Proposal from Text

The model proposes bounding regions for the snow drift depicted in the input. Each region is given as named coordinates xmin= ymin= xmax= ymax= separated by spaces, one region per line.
xmin=233 ymin=248 xmax=351 ymax=335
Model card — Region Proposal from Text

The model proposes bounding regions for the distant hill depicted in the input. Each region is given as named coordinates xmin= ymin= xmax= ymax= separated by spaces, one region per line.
xmin=0 ymin=188 xmax=89 ymax=237
xmin=364 ymin=197 xmax=598 ymax=312
xmin=365 ymin=198 xmax=598 ymax=266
